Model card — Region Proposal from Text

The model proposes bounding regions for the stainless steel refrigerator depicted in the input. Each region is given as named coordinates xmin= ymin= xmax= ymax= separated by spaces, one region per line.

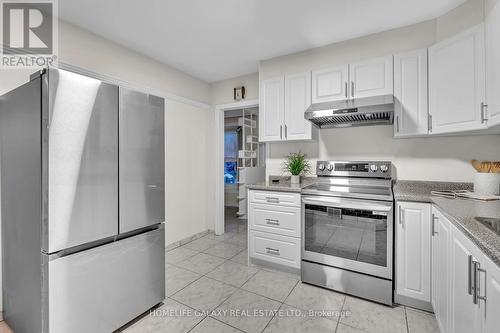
xmin=0 ymin=68 xmax=166 ymax=333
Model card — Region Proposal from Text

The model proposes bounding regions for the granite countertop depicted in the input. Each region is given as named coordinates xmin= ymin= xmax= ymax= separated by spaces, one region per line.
xmin=393 ymin=180 xmax=472 ymax=203
xmin=246 ymin=176 xmax=316 ymax=193
xmin=431 ymin=197 xmax=500 ymax=267
xmin=395 ymin=180 xmax=500 ymax=268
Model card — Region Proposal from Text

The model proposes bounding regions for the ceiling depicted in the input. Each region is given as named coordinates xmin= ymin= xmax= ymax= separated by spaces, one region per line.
xmin=59 ymin=0 xmax=467 ymax=83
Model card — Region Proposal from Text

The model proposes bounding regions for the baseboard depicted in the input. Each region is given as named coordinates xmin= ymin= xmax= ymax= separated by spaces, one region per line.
xmin=394 ymin=294 xmax=434 ymax=313
xmin=250 ymin=257 xmax=300 ymax=276
xmin=165 ymin=230 xmax=210 ymax=251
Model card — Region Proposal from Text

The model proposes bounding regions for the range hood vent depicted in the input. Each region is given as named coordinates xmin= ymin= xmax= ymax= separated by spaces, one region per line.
xmin=304 ymin=95 xmax=394 ymax=129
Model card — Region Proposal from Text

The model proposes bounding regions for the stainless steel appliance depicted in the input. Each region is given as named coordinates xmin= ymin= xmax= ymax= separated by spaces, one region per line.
xmin=301 ymin=161 xmax=394 ymax=305
xmin=304 ymin=95 xmax=394 ymax=128
xmin=0 ymin=68 xmax=165 ymax=333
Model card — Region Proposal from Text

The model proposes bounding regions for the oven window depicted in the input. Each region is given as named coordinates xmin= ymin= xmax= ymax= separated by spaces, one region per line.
xmin=304 ymin=204 xmax=387 ymax=267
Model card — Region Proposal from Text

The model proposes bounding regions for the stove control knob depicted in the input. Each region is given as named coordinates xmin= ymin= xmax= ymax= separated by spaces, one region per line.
xmin=370 ymin=164 xmax=378 ymax=172
xmin=318 ymin=163 xmax=325 ymax=171
xmin=327 ymin=164 xmax=334 ymax=171
xmin=380 ymin=164 xmax=389 ymax=173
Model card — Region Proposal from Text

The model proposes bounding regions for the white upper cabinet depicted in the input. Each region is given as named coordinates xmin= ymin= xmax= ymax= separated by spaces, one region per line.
xmin=349 ymin=55 xmax=394 ymax=99
xmin=311 ymin=65 xmax=349 ymax=103
xmin=395 ymin=202 xmax=431 ymax=304
xmin=485 ymin=0 xmax=500 ymax=127
xmin=284 ymin=72 xmax=312 ymax=141
xmin=394 ymin=49 xmax=429 ymax=137
xmin=260 ymin=73 xmax=314 ymax=142
xmin=428 ymin=24 xmax=486 ymax=134
xmin=259 ymin=76 xmax=285 ymax=142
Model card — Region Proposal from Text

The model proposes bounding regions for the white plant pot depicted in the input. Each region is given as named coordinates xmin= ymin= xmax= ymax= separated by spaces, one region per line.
xmin=474 ymin=173 xmax=500 ymax=195
xmin=290 ymin=175 xmax=300 ymax=184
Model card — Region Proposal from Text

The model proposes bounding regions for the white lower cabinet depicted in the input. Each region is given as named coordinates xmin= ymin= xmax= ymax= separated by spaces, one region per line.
xmin=248 ymin=190 xmax=301 ymax=272
xmin=395 ymin=202 xmax=431 ymax=306
xmin=431 ymin=206 xmax=500 ymax=333
xmin=449 ymin=220 xmax=482 ymax=333
xmin=483 ymin=256 xmax=500 ymax=333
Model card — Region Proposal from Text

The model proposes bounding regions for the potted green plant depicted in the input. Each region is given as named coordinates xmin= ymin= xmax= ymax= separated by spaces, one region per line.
xmin=282 ymin=151 xmax=311 ymax=184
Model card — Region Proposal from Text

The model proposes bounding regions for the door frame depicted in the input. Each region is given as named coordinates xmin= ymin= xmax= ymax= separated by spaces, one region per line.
xmin=214 ymin=99 xmax=259 ymax=235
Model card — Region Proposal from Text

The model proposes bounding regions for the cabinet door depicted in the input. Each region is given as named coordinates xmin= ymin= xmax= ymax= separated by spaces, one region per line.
xmin=394 ymin=49 xmax=429 ymax=137
xmin=428 ymin=24 xmax=486 ymax=134
xmin=311 ymin=65 xmax=349 ymax=103
xmin=485 ymin=0 xmax=500 ymax=127
xmin=482 ymin=256 xmax=500 ymax=333
xmin=119 ymin=88 xmax=165 ymax=233
xmin=431 ymin=210 xmax=439 ymax=318
xmin=395 ymin=202 xmax=431 ymax=302
xmin=260 ymin=77 xmax=285 ymax=142
xmin=434 ymin=208 xmax=451 ymax=333
xmin=450 ymin=224 xmax=482 ymax=333
xmin=349 ymin=55 xmax=394 ymax=98
xmin=284 ymin=72 xmax=312 ymax=141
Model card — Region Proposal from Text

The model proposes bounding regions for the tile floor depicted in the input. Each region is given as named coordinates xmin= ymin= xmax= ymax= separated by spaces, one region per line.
xmin=122 ymin=215 xmax=440 ymax=333
xmin=0 ymin=213 xmax=440 ymax=333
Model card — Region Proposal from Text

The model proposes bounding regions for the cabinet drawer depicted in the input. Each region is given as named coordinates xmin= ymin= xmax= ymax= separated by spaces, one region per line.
xmin=249 ymin=190 xmax=300 ymax=207
xmin=249 ymin=230 xmax=300 ymax=269
xmin=249 ymin=203 xmax=301 ymax=238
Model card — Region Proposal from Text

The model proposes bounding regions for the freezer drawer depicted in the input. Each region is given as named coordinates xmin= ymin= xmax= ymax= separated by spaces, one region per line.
xmin=45 ymin=68 xmax=119 ymax=253
xmin=119 ymin=88 xmax=165 ymax=233
xmin=46 ymin=227 xmax=165 ymax=333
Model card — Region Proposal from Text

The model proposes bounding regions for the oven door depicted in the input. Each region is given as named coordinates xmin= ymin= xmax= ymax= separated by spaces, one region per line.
xmin=302 ymin=195 xmax=393 ymax=279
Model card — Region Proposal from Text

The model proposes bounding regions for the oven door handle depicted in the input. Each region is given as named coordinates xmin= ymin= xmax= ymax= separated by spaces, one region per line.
xmin=302 ymin=196 xmax=392 ymax=212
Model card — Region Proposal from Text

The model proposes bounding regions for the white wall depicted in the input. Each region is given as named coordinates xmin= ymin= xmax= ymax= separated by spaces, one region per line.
xmin=165 ymin=100 xmax=211 ymax=244
xmin=0 ymin=20 xmax=214 ymax=308
xmin=210 ymin=72 xmax=259 ymax=105
xmin=267 ymin=126 xmax=500 ymax=182
xmin=261 ymin=0 xmax=500 ymax=182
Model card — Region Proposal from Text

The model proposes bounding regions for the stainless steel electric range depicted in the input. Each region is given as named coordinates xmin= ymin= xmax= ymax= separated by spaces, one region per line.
xmin=301 ymin=160 xmax=394 ymax=305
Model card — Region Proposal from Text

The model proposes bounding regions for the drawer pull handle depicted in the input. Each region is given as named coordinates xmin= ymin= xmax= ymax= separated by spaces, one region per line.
xmin=265 ymin=218 xmax=280 ymax=225
xmin=265 ymin=247 xmax=280 ymax=255
xmin=265 ymin=197 xmax=280 ymax=203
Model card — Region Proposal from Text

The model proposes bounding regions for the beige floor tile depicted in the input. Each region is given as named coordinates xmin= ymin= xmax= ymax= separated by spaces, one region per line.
xmin=204 ymin=232 xmax=236 ymax=242
xmin=206 ymin=261 xmax=259 ymax=287
xmin=264 ymin=304 xmax=338 ymax=333
xmin=230 ymin=250 xmax=249 ymax=266
xmin=241 ymin=269 xmax=299 ymax=302
xmin=224 ymin=233 xmax=248 ymax=247
xmin=166 ymin=264 xmax=202 ymax=296
xmin=190 ymin=317 xmax=241 ymax=333
xmin=122 ymin=298 xmax=203 ymax=333
xmin=0 ymin=321 xmax=13 ymax=333
xmin=340 ymin=296 xmax=407 ymax=333
xmin=213 ymin=289 xmax=281 ymax=333
xmin=284 ymin=282 xmax=345 ymax=321
xmin=183 ymin=237 xmax=220 ymax=252
xmin=165 ymin=246 xmax=199 ymax=264
xmin=336 ymin=323 xmax=365 ymax=332
xmin=171 ymin=277 xmax=237 ymax=312
xmin=174 ymin=252 xmax=225 ymax=275
xmin=204 ymin=242 xmax=245 ymax=259
xmin=406 ymin=307 xmax=439 ymax=333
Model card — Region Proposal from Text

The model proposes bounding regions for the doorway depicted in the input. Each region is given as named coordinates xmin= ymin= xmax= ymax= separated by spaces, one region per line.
xmin=214 ymin=100 xmax=264 ymax=235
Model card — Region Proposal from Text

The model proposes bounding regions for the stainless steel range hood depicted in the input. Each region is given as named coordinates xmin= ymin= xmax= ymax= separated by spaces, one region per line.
xmin=304 ymin=95 xmax=394 ymax=128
